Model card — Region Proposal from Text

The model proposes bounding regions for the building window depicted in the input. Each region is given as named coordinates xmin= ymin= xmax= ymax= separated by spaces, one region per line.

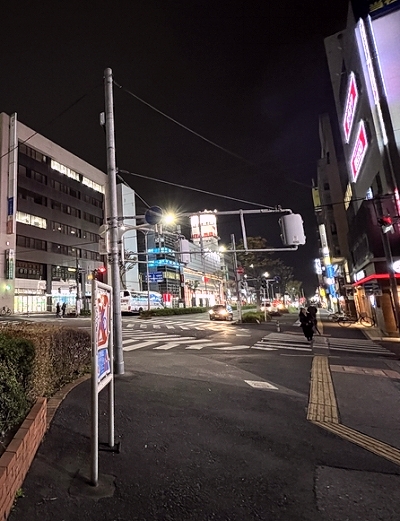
xmin=16 ymin=260 xmax=44 ymax=280
xmin=16 ymin=211 xmax=47 ymax=229
xmin=19 ymin=143 xmax=47 ymax=162
xmin=81 ymin=176 xmax=105 ymax=194
xmin=83 ymin=212 xmax=102 ymax=225
xmin=50 ymin=200 xmax=80 ymax=218
xmin=50 ymin=243 xmax=83 ymax=258
xmin=16 ymin=235 xmax=47 ymax=251
xmin=50 ymin=159 xmax=80 ymax=181
xmin=18 ymin=188 xmax=47 ymax=206
xmin=51 ymin=265 xmax=76 ymax=281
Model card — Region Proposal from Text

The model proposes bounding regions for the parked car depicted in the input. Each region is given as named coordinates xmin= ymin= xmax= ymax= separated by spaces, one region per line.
xmin=209 ymin=304 xmax=233 ymax=321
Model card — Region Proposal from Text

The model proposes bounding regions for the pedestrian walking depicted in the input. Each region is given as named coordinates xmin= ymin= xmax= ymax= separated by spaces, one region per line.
xmin=61 ymin=301 xmax=66 ymax=318
xmin=299 ymin=307 xmax=314 ymax=341
xmin=56 ymin=302 xmax=61 ymax=318
xmin=307 ymin=304 xmax=320 ymax=335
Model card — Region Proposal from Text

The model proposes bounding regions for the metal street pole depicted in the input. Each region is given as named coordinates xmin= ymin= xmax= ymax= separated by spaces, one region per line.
xmin=75 ymin=249 xmax=81 ymax=314
xmin=104 ymin=67 xmax=124 ymax=375
xmin=145 ymin=231 xmax=150 ymax=311
xmin=231 ymin=234 xmax=242 ymax=323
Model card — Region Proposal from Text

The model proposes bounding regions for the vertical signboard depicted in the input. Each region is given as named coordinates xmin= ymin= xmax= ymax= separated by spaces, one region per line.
xmin=7 ymin=113 xmax=17 ymax=235
xmin=91 ymin=279 xmax=114 ymax=486
xmin=350 ymin=120 xmax=369 ymax=182
xmin=343 ymin=72 xmax=359 ymax=143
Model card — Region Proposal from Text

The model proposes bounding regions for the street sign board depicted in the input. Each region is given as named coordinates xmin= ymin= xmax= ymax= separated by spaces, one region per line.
xmin=145 ymin=272 xmax=164 ymax=282
xmin=145 ymin=206 xmax=163 ymax=225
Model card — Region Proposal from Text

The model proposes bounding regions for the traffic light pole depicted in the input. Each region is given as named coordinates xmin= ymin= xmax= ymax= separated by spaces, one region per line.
xmin=231 ymin=234 xmax=243 ymax=323
xmin=104 ymin=68 xmax=124 ymax=375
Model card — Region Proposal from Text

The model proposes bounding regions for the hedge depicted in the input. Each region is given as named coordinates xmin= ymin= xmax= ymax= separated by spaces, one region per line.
xmin=0 ymin=323 xmax=91 ymax=435
xmin=140 ymin=307 xmax=207 ymax=317
xmin=241 ymin=311 xmax=272 ymax=323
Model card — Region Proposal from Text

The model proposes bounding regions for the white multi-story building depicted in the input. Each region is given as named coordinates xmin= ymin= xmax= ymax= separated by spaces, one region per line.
xmin=0 ymin=112 xmax=137 ymax=313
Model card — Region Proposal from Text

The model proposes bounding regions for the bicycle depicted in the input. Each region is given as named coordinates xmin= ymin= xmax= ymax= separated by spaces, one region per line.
xmin=333 ymin=312 xmax=374 ymax=328
xmin=0 ymin=306 xmax=12 ymax=316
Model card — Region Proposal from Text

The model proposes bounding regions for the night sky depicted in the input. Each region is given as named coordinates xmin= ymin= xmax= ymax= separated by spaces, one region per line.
xmin=0 ymin=0 xmax=350 ymax=295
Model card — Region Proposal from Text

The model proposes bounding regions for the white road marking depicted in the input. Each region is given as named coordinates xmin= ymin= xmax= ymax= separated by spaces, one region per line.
xmin=185 ymin=342 xmax=232 ymax=350
xmin=245 ymin=380 xmax=278 ymax=390
xmin=213 ymin=345 xmax=250 ymax=350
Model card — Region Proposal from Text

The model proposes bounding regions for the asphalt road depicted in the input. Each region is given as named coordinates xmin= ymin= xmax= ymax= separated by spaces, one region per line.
xmin=7 ymin=311 xmax=400 ymax=520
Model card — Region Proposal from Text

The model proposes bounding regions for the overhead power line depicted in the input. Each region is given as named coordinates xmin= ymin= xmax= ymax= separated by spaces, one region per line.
xmin=113 ymin=80 xmax=254 ymax=166
xmin=118 ymin=169 xmax=275 ymax=209
xmin=0 ymin=83 xmax=102 ymax=164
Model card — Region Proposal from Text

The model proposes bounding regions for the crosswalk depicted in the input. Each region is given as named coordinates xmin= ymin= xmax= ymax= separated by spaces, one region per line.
xmin=252 ymin=332 xmax=395 ymax=357
xmin=122 ymin=318 xmax=238 ymax=332
xmin=121 ymin=328 xmax=396 ymax=356
xmin=252 ymin=333 xmax=313 ymax=352
xmin=325 ymin=337 xmax=395 ymax=356
xmin=122 ymin=330 xmax=250 ymax=352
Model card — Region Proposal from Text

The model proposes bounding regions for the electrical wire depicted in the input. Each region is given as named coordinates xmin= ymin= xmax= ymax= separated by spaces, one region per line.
xmin=117 ymin=168 xmax=275 ymax=209
xmin=113 ymin=80 xmax=254 ymax=166
xmin=116 ymin=173 xmax=150 ymax=210
xmin=0 ymin=83 xmax=102 ymax=164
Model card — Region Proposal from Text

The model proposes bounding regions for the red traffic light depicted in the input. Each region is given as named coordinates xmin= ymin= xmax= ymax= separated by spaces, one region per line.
xmin=98 ymin=266 xmax=107 ymax=273
xmin=378 ymin=215 xmax=394 ymax=234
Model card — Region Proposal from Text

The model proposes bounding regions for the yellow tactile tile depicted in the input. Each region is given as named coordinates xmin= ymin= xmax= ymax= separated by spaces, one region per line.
xmin=308 ymin=355 xmax=400 ymax=467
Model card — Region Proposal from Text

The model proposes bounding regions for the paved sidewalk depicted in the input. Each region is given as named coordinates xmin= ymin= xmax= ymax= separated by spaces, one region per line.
xmin=8 ymin=331 xmax=400 ymax=520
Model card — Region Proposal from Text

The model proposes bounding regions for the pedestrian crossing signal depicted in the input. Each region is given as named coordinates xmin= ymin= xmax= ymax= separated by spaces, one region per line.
xmin=279 ymin=213 xmax=306 ymax=246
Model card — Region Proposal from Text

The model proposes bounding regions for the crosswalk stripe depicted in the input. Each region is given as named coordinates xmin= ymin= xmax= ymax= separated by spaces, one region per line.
xmin=253 ymin=343 xmax=311 ymax=352
xmin=153 ymin=337 xmax=209 ymax=350
xmin=185 ymin=342 xmax=231 ymax=350
xmin=214 ymin=345 xmax=250 ymax=350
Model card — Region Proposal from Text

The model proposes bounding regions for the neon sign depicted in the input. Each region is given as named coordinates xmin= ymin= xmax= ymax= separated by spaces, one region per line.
xmin=350 ymin=121 xmax=368 ymax=182
xmin=343 ymin=72 xmax=359 ymax=143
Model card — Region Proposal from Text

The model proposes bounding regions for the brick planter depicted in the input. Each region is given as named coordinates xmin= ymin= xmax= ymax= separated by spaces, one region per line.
xmin=0 ymin=398 xmax=47 ymax=520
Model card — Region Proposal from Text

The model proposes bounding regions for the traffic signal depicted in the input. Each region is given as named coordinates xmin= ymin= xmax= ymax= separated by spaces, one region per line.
xmin=94 ymin=266 xmax=107 ymax=283
xmin=279 ymin=214 xmax=306 ymax=246
xmin=378 ymin=215 xmax=394 ymax=234
xmin=261 ymin=278 xmax=267 ymax=288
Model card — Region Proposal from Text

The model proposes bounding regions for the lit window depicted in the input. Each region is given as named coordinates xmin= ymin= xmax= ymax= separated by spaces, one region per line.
xmin=16 ymin=211 xmax=47 ymax=229
xmin=81 ymin=176 xmax=105 ymax=194
xmin=50 ymin=159 xmax=80 ymax=181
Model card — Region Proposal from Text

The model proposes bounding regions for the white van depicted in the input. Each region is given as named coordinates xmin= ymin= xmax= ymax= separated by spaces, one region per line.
xmin=120 ymin=290 xmax=164 ymax=314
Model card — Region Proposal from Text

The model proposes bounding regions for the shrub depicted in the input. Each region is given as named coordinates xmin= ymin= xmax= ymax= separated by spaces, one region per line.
xmin=0 ymin=334 xmax=35 ymax=390
xmin=139 ymin=307 xmax=207 ymax=317
xmin=0 ymin=323 xmax=91 ymax=399
xmin=0 ymin=360 xmax=30 ymax=434
xmin=241 ymin=311 xmax=271 ymax=323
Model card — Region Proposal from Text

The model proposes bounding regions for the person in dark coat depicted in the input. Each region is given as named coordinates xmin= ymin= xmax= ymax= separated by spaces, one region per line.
xmin=56 ymin=302 xmax=61 ymax=317
xmin=61 ymin=301 xmax=66 ymax=317
xmin=307 ymin=304 xmax=320 ymax=335
xmin=299 ymin=307 xmax=314 ymax=341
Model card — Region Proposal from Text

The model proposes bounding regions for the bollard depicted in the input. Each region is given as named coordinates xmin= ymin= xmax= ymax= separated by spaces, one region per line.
xmin=276 ymin=320 xmax=281 ymax=333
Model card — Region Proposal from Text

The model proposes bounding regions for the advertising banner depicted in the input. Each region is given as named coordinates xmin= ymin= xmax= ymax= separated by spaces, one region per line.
xmin=92 ymin=281 xmax=113 ymax=392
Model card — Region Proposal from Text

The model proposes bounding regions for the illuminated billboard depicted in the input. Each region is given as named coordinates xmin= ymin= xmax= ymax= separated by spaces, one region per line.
xmin=190 ymin=211 xmax=218 ymax=241
xmin=350 ymin=120 xmax=368 ymax=182
xmin=343 ymin=72 xmax=359 ymax=142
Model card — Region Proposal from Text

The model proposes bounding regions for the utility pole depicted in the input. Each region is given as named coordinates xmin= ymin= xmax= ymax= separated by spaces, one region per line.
xmin=231 ymin=234 xmax=242 ymax=323
xmin=104 ymin=67 xmax=124 ymax=375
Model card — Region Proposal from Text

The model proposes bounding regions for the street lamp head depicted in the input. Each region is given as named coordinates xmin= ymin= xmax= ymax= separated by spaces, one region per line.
xmin=163 ymin=213 xmax=176 ymax=225
xmin=263 ymin=272 xmax=269 ymax=278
